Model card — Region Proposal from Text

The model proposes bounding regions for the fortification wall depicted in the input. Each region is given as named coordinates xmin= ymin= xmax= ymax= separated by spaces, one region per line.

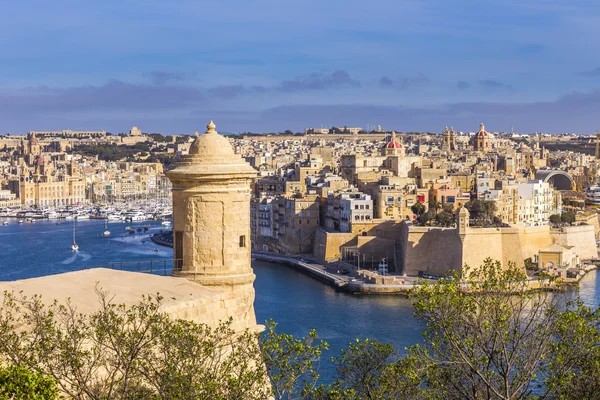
xmin=402 ymin=226 xmax=462 ymax=276
xmin=575 ymin=212 xmax=599 ymax=235
xmin=461 ymin=228 xmax=509 ymax=272
xmin=0 ymin=269 xmax=257 ymax=332
xmin=313 ymin=229 xmax=356 ymax=262
xmin=516 ymin=225 xmax=553 ymax=261
xmin=551 ymin=225 xmax=598 ymax=260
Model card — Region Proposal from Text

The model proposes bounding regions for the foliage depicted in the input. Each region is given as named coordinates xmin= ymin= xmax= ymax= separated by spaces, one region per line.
xmin=465 ymin=199 xmax=498 ymax=226
xmin=147 ymin=133 xmax=173 ymax=143
xmin=72 ymin=143 xmax=150 ymax=162
xmin=260 ymin=320 xmax=329 ymax=399
xmin=550 ymin=214 xmax=562 ymax=224
xmin=3 ymin=263 xmax=600 ymax=399
xmin=0 ymin=364 xmax=59 ymax=400
xmin=0 ymin=288 xmax=270 ymax=399
xmin=434 ymin=210 xmax=455 ymax=227
xmin=561 ymin=211 xmax=576 ymax=224
xmin=410 ymin=202 xmax=426 ymax=216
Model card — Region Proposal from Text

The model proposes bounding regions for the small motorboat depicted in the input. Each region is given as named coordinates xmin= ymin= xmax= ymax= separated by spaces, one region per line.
xmin=143 ymin=226 xmax=149 ymax=231
xmin=71 ymin=222 xmax=79 ymax=251
xmin=124 ymin=226 xmax=131 ymax=231
xmin=2 ymin=221 xmax=7 ymax=226
xmin=102 ymin=220 xmax=110 ymax=237
xmin=136 ymin=227 xmax=143 ymax=233
xmin=17 ymin=220 xmax=24 ymax=224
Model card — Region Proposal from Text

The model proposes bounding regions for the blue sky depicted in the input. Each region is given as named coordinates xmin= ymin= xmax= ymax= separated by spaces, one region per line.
xmin=1 ymin=0 xmax=600 ymax=134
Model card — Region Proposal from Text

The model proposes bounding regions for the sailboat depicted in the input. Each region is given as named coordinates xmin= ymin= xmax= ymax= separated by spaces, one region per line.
xmin=71 ymin=221 xmax=79 ymax=251
xmin=102 ymin=219 xmax=110 ymax=237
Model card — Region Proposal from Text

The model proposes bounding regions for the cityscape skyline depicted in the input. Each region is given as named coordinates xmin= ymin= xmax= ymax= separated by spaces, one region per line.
xmin=1 ymin=0 xmax=600 ymax=134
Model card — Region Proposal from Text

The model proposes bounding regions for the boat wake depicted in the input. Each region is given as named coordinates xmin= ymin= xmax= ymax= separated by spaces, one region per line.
xmin=61 ymin=251 xmax=92 ymax=264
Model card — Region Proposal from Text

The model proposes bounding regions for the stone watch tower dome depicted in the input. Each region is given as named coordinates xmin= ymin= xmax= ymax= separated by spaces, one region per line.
xmin=166 ymin=120 xmax=258 ymax=331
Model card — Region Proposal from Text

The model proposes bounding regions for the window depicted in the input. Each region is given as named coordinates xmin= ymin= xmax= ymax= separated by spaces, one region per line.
xmin=239 ymin=235 xmax=246 ymax=247
xmin=366 ymin=205 xmax=370 ymax=209
xmin=175 ymin=231 xmax=184 ymax=272
xmin=355 ymin=205 xmax=359 ymax=209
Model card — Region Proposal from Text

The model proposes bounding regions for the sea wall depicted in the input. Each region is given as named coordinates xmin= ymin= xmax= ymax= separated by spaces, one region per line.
xmin=401 ymin=225 xmax=463 ymax=276
xmin=515 ymin=225 xmax=553 ymax=261
xmin=551 ymin=225 xmax=598 ymax=260
xmin=313 ymin=229 xmax=355 ymax=262
xmin=400 ymin=224 xmax=558 ymax=276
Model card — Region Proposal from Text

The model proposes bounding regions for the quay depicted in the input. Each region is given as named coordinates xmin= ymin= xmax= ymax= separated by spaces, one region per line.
xmin=151 ymin=232 xmax=600 ymax=295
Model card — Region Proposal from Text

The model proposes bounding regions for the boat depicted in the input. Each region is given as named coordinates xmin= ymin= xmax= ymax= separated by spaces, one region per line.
xmin=585 ymin=185 xmax=600 ymax=206
xmin=71 ymin=222 xmax=79 ymax=251
xmin=143 ymin=226 xmax=149 ymax=231
xmin=124 ymin=226 xmax=131 ymax=231
xmin=136 ymin=227 xmax=143 ymax=232
xmin=17 ymin=220 xmax=23 ymax=224
xmin=102 ymin=219 xmax=110 ymax=237
xmin=2 ymin=221 xmax=7 ymax=226
xmin=161 ymin=220 xmax=171 ymax=227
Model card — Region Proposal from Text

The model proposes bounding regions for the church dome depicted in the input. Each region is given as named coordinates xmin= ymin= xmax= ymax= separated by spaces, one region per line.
xmin=477 ymin=122 xmax=489 ymax=137
xmin=384 ymin=131 xmax=402 ymax=149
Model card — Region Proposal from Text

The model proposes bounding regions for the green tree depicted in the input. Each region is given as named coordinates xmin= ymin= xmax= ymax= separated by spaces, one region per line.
xmin=562 ymin=211 xmax=576 ymax=224
xmin=550 ymin=214 xmax=562 ymax=225
xmin=410 ymin=202 xmax=425 ymax=216
xmin=0 ymin=289 xmax=271 ymax=399
xmin=465 ymin=199 xmax=497 ymax=226
xmin=407 ymin=258 xmax=572 ymax=399
xmin=434 ymin=210 xmax=455 ymax=227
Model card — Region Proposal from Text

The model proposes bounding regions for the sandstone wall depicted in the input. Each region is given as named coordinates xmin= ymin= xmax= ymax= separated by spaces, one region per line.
xmin=575 ymin=212 xmax=600 ymax=236
xmin=551 ymin=225 xmax=598 ymax=260
xmin=401 ymin=225 xmax=462 ymax=276
xmin=313 ymin=229 xmax=356 ymax=262
xmin=461 ymin=228 xmax=509 ymax=272
xmin=0 ymin=269 xmax=258 ymax=332
xmin=516 ymin=225 xmax=553 ymax=261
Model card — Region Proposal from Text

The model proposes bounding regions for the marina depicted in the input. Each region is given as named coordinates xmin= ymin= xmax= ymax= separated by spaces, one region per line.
xmin=0 ymin=199 xmax=172 ymax=223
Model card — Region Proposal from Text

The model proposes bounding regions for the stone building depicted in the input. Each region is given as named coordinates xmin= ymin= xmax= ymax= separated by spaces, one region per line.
xmin=473 ymin=122 xmax=491 ymax=152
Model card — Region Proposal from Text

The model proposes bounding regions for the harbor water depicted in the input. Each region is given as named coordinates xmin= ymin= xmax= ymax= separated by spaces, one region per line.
xmin=2 ymin=220 xmax=600 ymax=379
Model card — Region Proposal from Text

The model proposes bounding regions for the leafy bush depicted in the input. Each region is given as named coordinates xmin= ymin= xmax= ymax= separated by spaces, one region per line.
xmin=0 ymin=364 xmax=59 ymax=400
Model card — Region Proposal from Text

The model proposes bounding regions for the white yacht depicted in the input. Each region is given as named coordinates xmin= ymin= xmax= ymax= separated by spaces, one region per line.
xmin=585 ymin=186 xmax=600 ymax=206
